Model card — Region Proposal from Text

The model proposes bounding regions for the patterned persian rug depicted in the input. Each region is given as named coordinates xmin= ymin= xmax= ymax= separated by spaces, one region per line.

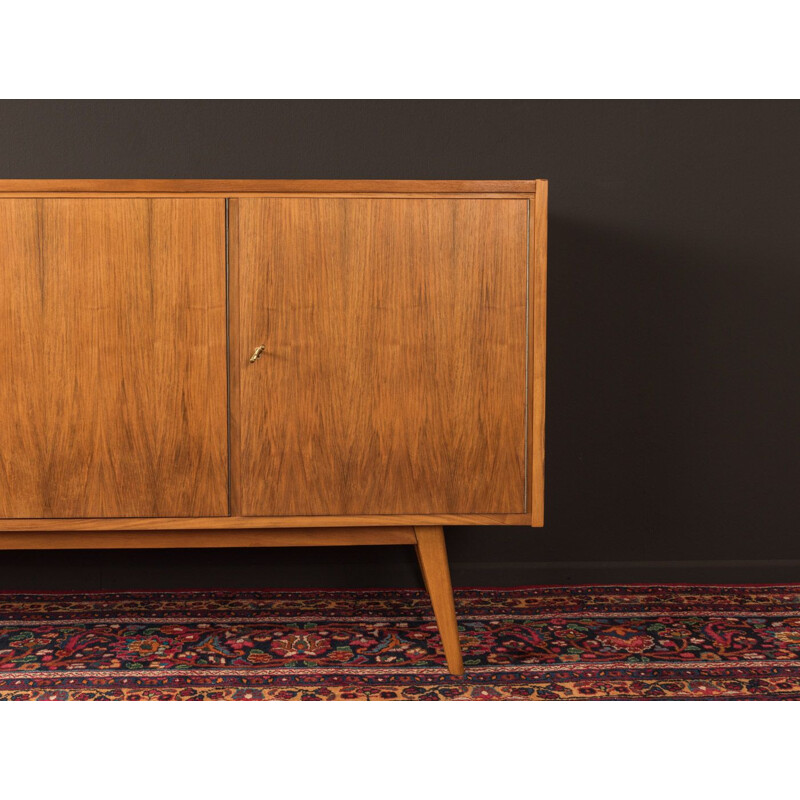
xmin=0 ymin=585 xmax=799 ymax=700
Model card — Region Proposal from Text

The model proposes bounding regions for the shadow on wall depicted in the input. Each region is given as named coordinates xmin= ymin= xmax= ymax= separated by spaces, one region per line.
xmin=446 ymin=211 xmax=800 ymax=573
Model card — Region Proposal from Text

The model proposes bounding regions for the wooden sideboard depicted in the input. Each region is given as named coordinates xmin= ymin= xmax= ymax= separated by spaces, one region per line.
xmin=0 ymin=179 xmax=547 ymax=674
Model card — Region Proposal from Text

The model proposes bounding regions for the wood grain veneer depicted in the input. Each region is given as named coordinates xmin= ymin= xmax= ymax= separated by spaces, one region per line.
xmin=232 ymin=197 xmax=528 ymax=516
xmin=0 ymin=198 xmax=229 ymax=517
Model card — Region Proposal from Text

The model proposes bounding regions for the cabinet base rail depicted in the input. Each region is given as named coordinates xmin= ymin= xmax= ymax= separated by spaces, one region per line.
xmin=0 ymin=524 xmax=464 ymax=676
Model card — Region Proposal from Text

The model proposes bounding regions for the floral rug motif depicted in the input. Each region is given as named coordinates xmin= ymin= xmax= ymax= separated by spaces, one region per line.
xmin=0 ymin=585 xmax=799 ymax=700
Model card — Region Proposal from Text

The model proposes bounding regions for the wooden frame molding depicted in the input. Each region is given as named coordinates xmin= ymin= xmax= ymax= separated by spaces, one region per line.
xmin=0 ymin=179 xmax=538 ymax=196
xmin=0 ymin=513 xmax=532 ymax=532
xmin=530 ymin=180 xmax=548 ymax=524
xmin=0 ymin=526 xmax=418 ymax=550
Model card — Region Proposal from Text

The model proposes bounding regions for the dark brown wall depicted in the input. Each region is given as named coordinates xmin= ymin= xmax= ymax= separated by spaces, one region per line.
xmin=2 ymin=100 xmax=799 ymax=588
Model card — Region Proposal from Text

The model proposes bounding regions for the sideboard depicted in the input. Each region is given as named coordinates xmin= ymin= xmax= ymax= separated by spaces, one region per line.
xmin=0 ymin=179 xmax=547 ymax=674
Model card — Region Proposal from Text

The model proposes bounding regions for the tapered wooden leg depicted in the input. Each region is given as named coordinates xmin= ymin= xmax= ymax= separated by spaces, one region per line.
xmin=414 ymin=542 xmax=431 ymax=595
xmin=414 ymin=526 xmax=464 ymax=675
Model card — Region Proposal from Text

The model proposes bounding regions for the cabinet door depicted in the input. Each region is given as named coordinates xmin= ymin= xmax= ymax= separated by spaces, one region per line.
xmin=232 ymin=197 xmax=528 ymax=516
xmin=0 ymin=199 xmax=228 ymax=517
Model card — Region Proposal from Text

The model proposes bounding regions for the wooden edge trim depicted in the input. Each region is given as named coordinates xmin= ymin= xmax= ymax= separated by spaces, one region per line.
xmin=227 ymin=199 xmax=242 ymax=515
xmin=529 ymin=179 xmax=548 ymax=526
xmin=0 ymin=526 xmax=417 ymax=550
xmin=0 ymin=180 xmax=539 ymax=194
xmin=0 ymin=513 xmax=532 ymax=532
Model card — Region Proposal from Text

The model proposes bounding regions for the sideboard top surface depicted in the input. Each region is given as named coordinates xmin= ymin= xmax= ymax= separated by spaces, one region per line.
xmin=0 ymin=179 xmax=542 ymax=196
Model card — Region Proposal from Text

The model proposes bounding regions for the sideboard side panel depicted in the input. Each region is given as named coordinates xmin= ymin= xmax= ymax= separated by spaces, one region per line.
xmin=530 ymin=181 xmax=548 ymax=525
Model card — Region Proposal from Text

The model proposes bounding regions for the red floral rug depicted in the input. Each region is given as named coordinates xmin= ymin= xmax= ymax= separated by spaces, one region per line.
xmin=0 ymin=585 xmax=799 ymax=700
